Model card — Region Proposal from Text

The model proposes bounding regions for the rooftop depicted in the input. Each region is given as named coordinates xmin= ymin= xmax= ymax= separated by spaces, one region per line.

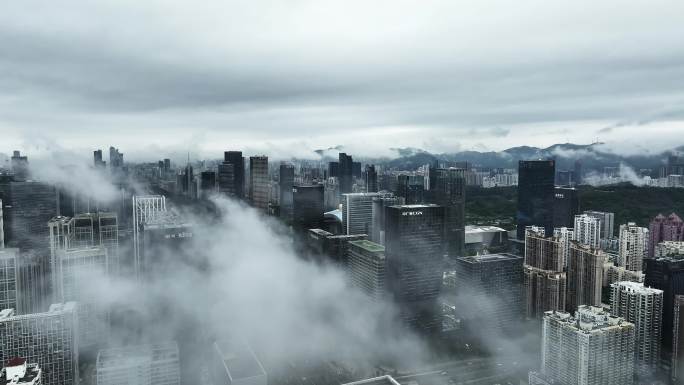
xmin=459 ymin=253 xmax=522 ymax=264
xmin=214 ymin=340 xmax=266 ymax=381
xmin=611 ymin=281 xmax=662 ymax=294
xmin=465 ymin=225 xmax=506 ymax=233
xmin=349 ymin=240 xmax=385 ymax=254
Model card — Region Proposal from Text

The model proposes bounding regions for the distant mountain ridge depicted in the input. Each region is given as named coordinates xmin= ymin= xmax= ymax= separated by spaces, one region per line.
xmin=380 ymin=143 xmax=683 ymax=173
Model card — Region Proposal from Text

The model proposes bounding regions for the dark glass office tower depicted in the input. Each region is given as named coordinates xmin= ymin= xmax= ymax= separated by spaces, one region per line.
xmin=352 ymin=161 xmax=362 ymax=178
xmin=328 ymin=162 xmax=339 ymax=178
xmin=644 ymin=256 xmax=684 ymax=371
xmin=431 ymin=168 xmax=466 ymax=259
xmin=339 ymin=153 xmax=353 ymax=194
xmin=0 ymin=181 xmax=58 ymax=253
xmin=223 ymin=151 xmax=245 ymax=199
xmin=292 ymin=185 xmax=324 ymax=231
xmin=217 ymin=163 xmax=236 ymax=197
xmin=365 ymin=165 xmax=378 ymax=193
xmin=453 ymin=253 xmax=524 ymax=331
xmin=517 ymin=160 xmax=555 ymax=240
xmin=199 ymin=171 xmax=216 ymax=199
xmin=553 ymin=187 xmax=579 ymax=228
xmin=279 ymin=164 xmax=295 ymax=221
xmin=396 ymin=175 xmax=425 ymax=204
xmin=385 ymin=204 xmax=445 ymax=333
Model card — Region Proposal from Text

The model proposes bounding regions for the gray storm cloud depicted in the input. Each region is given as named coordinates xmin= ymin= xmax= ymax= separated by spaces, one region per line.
xmin=1 ymin=1 xmax=684 ymax=155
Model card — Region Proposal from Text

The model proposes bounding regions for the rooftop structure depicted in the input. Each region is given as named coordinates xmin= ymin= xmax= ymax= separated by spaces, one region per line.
xmin=212 ymin=340 xmax=267 ymax=385
xmin=96 ymin=342 xmax=180 ymax=385
xmin=342 ymin=376 xmax=401 ymax=385
xmin=1 ymin=359 xmax=42 ymax=385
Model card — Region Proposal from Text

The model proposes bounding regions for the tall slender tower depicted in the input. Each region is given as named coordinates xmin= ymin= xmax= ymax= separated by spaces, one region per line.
xmin=619 ymin=222 xmax=648 ymax=272
xmin=249 ymin=156 xmax=269 ymax=210
xmin=517 ymin=160 xmax=555 ymax=240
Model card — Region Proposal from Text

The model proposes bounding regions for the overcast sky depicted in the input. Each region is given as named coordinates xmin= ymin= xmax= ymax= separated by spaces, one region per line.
xmin=1 ymin=0 xmax=683 ymax=160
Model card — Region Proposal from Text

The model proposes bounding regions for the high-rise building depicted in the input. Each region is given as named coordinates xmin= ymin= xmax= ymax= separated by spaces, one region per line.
xmin=292 ymin=185 xmax=324 ymax=231
xmin=539 ymin=306 xmax=635 ymax=385
xmin=384 ymin=204 xmax=445 ymax=332
xmin=454 ymin=253 xmax=524 ymax=330
xmin=0 ymin=248 xmax=19 ymax=312
xmin=516 ymin=160 xmax=555 ymax=240
xmin=132 ymin=196 xmax=167 ymax=279
xmin=96 ymin=342 xmax=180 ymax=385
xmin=10 ymin=151 xmax=29 ymax=181
xmin=220 ymin=151 xmax=245 ymax=199
xmin=109 ymin=147 xmax=124 ymax=169
xmin=365 ymin=165 xmax=378 ymax=193
xmin=338 ymin=153 xmax=353 ymax=195
xmin=649 ymin=213 xmax=684 ymax=258
xmin=370 ymin=195 xmax=404 ymax=245
xmin=0 ymin=303 xmax=79 ymax=385
xmin=430 ymin=168 xmax=466 ymax=259
xmin=0 ymin=181 xmax=58 ymax=253
xmin=553 ymin=187 xmax=579 ymax=229
xmin=610 ymin=281 xmax=663 ymax=377
xmin=524 ymin=266 xmax=566 ymax=319
xmin=199 ymin=171 xmax=216 ymax=199
xmin=279 ymin=164 xmax=295 ymax=221
xmin=644 ymin=256 xmax=684 ymax=370
xmin=140 ymin=213 xmax=193 ymax=282
xmin=306 ymin=229 xmax=367 ymax=265
xmin=0 ymin=359 xmax=42 ymax=385
xmin=347 ymin=240 xmax=386 ymax=302
xmin=54 ymin=246 xmax=108 ymax=350
xmin=343 ymin=193 xmax=388 ymax=236
xmin=16 ymin=252 xmax=48 ymax=315
xmin=566 ymin=243 xmax=605 ymax=313
xmin=249 ymin=156 xmax=269 ymax=210
xmin=619 ymin=222 xmax=648 ymax=272
xmin=328 ymin=162 xmax=339 ymax=178
xmin=525 ymin=227 xmax=565 ymax=271
xmin=211 ymin=340 xmax=266 ymax=385
xmin=573 ymin=214 xmax=601 ymax=249
xmin=523 ymin=228 xmax=567 ymax=319
xmin=553 ymin=226 xmax=574 ymax=266
xmin=93 ymin=150 xmax=106 ymax=169
xmin=584 ymin=210 xmax=615 ymax=240
xmin=673 ymin=295 xmax=684 ymax=384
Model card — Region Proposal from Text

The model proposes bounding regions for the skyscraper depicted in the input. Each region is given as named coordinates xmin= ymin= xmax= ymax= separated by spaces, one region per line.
xmin=384 ymin=204 xmax=445 ymax=332
xmin=279 ymin=164 xmax=295 ymax=221
xmin=517 ymin=160 xmax=555 ymax=240
xmin=539 ymin=306 xmax=635 ymax=385
xmin=0 ymin=248 xmax=19 ymax=312
xmin=93 ymin=150 xmax=106 ymax=168
xmin=610 ymin=281 xmax=663 ymax=377
xmin=249 ymin=156 xmax=269 ymax=210
xmin=584 ymin=210 xmax=615 ymax=240
xmin=553 ymin=187 xmax=579 ymax=229
xmin=0 ymin=181 xmax=58 ymax=253
xmin=140 ymin=213 xmax=193 ymax=282
xmin=54 ymin=246 xmax=108 ymax=350
xmin=109 ymin=147 xmax=124 ymax=169
xmin=338 ymin=153 xmax=353 ymax=195
xmin=566 ymin=243 xmax=605 ymax=313
xmin=644 ymin=256 xmax=684 ymax=370
xmin=573 ymin=214 xmax=601 ymax=249
xmin=347 ymin=240 xmax=386 ymax=302
xmin=343 ymin=193 xmax=387 ymax=236
xmin=523 ymin=228 xmax=567 ymax=319
xmin=199 ymin=171 xmax=216 ymax=199
xmin=132 ymin=195 xmax=167 ymax=279
xmin=370 ymin=195 xmax=404 ymax=245
xmin=292 ymin=185 xmax=324 ymax=231
xmin=10 ymin=151 xmax=29 ymax=181
xmin=223 ymin=151 xmax=245 ymax=199
xmin=430 ymin=168 xmax=466 ymax=259
xmin=0 ymin=303 xmax=79 ymax=385
xmin=619 ymin=222 xmax=648 ymax=272
xmin=673 ymin=295 xmax=684 ymax=384
xmin=454 ymin=253 xmax=524 ymax=330
xmin=649 ymin=213 xmax=684 ymax=258
xmin=96 ymin=342 xmax=181 ymax=385
xmin=365 ymin=165 xmax=378 ymax=193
